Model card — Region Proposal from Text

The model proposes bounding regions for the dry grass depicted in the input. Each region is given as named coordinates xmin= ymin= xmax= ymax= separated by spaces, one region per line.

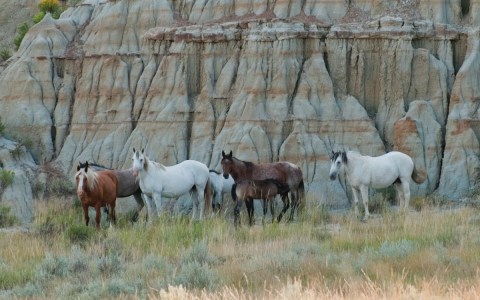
xmin=0 ymin=196 xmax=479 ymax=299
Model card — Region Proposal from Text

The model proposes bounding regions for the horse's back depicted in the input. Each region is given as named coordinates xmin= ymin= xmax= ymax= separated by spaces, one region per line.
xmin=96 ymin=170 xmax=118 ymax=201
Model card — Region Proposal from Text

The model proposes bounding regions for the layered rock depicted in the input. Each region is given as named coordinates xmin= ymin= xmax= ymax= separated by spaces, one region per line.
xmin=0 ymin=0 xmax=479 ymax=221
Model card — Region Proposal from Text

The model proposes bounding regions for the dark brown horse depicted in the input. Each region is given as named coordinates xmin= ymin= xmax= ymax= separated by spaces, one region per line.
xmin=231 ymin=179 xmax=290 ymax=227
xmin=80 ymin=162 xmax=145 ymax=222
xmin=75 ymin=162 xmax=119 ymax=230
xmin=221 ymin=151 xmax=305 ymax=222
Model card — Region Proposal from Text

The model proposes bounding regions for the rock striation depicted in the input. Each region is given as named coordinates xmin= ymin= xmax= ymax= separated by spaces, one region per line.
xmin=0 ymin=0 xmax=479 ymax=221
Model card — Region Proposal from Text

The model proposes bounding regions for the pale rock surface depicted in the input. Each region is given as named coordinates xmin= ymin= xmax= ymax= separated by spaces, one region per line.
xmin=0 ymin=0 xmax=479 ymax=222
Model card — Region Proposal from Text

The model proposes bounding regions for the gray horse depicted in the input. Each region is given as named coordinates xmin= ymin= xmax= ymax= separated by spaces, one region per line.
xmin=78 ymin=162 xmax=145 ymax=222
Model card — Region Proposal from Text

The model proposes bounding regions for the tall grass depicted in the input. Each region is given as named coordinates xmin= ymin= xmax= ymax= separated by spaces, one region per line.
xmin=0 ymin=196 xmax=479 ymax=299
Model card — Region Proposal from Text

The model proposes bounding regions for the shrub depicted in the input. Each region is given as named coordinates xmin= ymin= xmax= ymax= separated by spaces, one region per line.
xmin=33 ymin=11 xmax=46 ymax=24
xmin=180 ymin=240 xmax=219 ymax=266
xmin=174 ymin=261 xmax=219 ymax=290
xmin=0 ymin=47 xmax=10 ymax=61
xmin=48 ymin=177 xmax=76 ymax=196
xmin=0 ymin=169 xmax=15 ymax=189
xmin=38 ymin=0 xmax=64 ymax=19
xmin=66 ymin=224 xmax=95 ymax=244
xmin=0 ymin=206 xmax=18 ymax=227
xmin=14 ymin=22 xmax=30 ymax=50
xmin=0 ymin=117 xmax=4 ymax=135
xmin=36 ymin=253 xmax=70 ymax=280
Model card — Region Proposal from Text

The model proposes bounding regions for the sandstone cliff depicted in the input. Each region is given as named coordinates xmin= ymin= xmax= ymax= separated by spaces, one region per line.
xmin=0 ymin=0 xmax=479 ymax=222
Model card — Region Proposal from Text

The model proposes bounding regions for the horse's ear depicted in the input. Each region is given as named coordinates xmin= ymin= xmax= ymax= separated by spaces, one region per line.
xmin=77 ymin=164 xmax=80 ymax=171
xmin=229 ymin=151 xmax=232 ymax=157
xmin=141 ymin=148 xmax=144 ymax=154
xmin=222 ymin=151 xmax=226 ymax=158
xmin=133 ymin=147 xmax=136 ymax=154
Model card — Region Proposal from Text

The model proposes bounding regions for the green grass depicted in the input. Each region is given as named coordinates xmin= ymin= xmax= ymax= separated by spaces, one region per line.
xmin=1 ymin=197 xmax=480 ymax=299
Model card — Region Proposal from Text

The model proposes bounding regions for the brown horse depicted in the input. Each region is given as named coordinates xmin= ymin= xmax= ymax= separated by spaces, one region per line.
xmin=75 ymin=162 xmax=119 ymax=230
xmin=231 ymin=179 xmax=290 ymax=227
xmin=221 ymin=151 xmax=305 ymax=222
xmin=80 ymin=162 xmax=145 ymax=222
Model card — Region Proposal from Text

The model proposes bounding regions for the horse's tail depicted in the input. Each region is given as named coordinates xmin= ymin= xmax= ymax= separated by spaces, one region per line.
xmin=204 ymin=177 xmax=212 ymax=215
xmin=231 ymin=183 xmax=237 ymax=201
xmin=412 ymin=165 xmax=426 ymax=184
xmin=298 ymin=179 xmax=305 ymax=205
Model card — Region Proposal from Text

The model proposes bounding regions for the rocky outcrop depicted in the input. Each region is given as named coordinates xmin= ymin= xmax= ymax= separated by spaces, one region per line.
xmin=0 ymin=0 xmax=479 ymax=221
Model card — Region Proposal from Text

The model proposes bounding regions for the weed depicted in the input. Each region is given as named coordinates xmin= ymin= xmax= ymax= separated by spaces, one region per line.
xmin=180 ymin=240 xmax=219 ymax=266
xmin=36 ymin=253 xmax=70 ymax=280
xmin=65 ymin=224 xmax=94 ymax=244
xmin=0 ymin=169 xmax=15 ymax=189
xmin=0 ymin=205 xmax=18 ymax=227
xmin=14 ymin=22 xmax=30 ymax=50
xmin=378 ymin=239 xmax=418 ymax=259
xmin=174 ymin=261 xmax=219 ymax=290
xmin=0 ymin=117 xmax=5 ymax=135
xmin=0 ymin=47 xmax=10 ymax=61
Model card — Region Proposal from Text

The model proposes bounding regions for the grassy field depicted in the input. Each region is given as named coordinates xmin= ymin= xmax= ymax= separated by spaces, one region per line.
xmin=1 ymin=195 xmax=480 ymax=299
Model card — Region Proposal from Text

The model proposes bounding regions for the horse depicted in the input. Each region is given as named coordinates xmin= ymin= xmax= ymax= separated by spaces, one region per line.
xmin=78 ymin=162 xmax=145 ymax=222
xmin=75 ymin=162 xmax=119 ymax=230
xmin=221 ymin=150 xmax=305 ymax=222
xmin=329 ymin=150 xmax=426 ymax=221
xmin=209 ymin=170 xmax=235 ymax=212
xmin=131 ymin=148 xmax=212 ymax=222
xmin=231 ymin=179 xmax=290 ymax=227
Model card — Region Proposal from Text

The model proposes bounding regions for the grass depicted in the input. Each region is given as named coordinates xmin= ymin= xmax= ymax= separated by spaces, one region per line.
xmin=0 ymin=196 xmax=479 ymax=299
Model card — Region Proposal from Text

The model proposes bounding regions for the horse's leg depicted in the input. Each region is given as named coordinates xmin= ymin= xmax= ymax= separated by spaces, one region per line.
xmin=262 ymin=199 xmax=268 ymax=226
xmin=277 ymin=194 xmax=290 ymax=222
xmin=359 ymin=186 xmax=370 ymax=222
xmin=214 ymin=190 xmax=222 ymax=213
xmin=351 ymin=187 xmax=361 ymax=218
xmin=109 ymin=202 xmax=116 ymax=227
xmin=234 ymin=199 xmax=242 ymax=228
xmin=289 ymin=191 xmax=298 ymax=222
xmin=152 ymin=193 xmax=163 ymax=218
xmin=393 ymin=182 xmax=404 ymax=208
xmin=270 ymin=197 xmax=275 ymax=223
xmin=197 ymin=184 xmax=206 ymax=221
xmin=95 ymin=205 xmax=101 ymax=230
xmin=131 ymin=191 xmax=144 ymax=223
xmin=190 ymin=188 xmax=199 ymax=221
xmin=246 ymin=198 xmax=254 ymax=226
xmin=143 ymin=194 xmax=154 ymax=223
xmin=82 ymin=204 xmax=89 ymax=227
xmin=401 ymin=180 xmax=411 ymax=211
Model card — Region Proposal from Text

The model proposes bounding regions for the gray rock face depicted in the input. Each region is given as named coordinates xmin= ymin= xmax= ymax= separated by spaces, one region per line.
xmin=0 ymin=0 xmax=479 ymax=221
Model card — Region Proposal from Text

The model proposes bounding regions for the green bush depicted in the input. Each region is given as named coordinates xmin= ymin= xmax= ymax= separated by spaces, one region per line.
xmin=0 ymin=206 xmax=18 ymax=227
xmin=0 ymin=47 xmax=10 ymax=61
xmin=0 ymin=170 xmax=15 ymax=189
xmin=14 ymin=22 xmax=30 ymax=50
xmin=65 ymin=224 xmax=94 ymax=244
xmin=0 ymin=117 xmax=5 ymax=135
xmin=33 ymin=12 xmax=46 ymax=24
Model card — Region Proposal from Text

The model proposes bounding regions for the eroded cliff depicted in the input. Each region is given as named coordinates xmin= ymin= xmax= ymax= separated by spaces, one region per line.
xmin=0 ymin=0 xmax=479 ymax=221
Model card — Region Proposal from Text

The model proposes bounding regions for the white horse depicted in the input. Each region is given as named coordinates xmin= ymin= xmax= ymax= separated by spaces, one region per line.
xmin=131 ymin=148 xmax=212 ymax=222
xmin=329 ymin=150 xmax=426 ymax=221
xmin=209 ymin=170 xmax=235 ymax=212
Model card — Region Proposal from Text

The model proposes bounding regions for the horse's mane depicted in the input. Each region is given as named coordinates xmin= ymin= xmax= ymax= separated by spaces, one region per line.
xmin=209 ymin=169 xmax=221 ymax=175
xmin=89 ymin=162 xmax=112 ymax=170
xmin=233 ymin=157 xmax=254 ymax=169
xmin=76 ymin=167 xmax=99 ymax=191
xmin=144 ymin=155 xmax=166 ymax=171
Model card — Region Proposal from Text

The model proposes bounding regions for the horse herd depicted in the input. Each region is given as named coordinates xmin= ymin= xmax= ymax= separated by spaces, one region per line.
xmin=75 ymin=148 xmax=425 ymax=229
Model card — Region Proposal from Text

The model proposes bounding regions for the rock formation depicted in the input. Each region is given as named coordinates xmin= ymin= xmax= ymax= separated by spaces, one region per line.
xmin=0 ymin=0 xmax=479 ymax=221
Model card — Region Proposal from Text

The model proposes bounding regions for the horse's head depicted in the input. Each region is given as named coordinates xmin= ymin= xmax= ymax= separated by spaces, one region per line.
xmin=132 ymin=148 xmax=146 ymax=177
xmin=75 ymin=161 xmax=89 ymax=198
xmin=329 ymin=151 xmax=347 ymax=180
xmin=221 ymin=150 xmax=233 ymax=179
